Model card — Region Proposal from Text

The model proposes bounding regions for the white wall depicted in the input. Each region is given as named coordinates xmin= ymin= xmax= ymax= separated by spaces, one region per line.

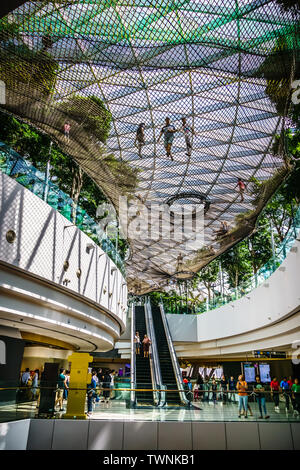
xmin=0 ymin=172 xmax=127 ymax=322
xmin=0 ymin=172 xmax=128 ymax=351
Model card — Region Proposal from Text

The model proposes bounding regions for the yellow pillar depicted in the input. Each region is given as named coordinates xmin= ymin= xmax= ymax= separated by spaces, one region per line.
xmin=63 ymin=352 xmax=92 ymax=420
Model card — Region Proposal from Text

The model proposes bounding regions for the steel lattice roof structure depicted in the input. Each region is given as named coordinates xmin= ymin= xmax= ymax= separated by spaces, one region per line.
xmin=0 ymin=0 xmax=299 ymax=293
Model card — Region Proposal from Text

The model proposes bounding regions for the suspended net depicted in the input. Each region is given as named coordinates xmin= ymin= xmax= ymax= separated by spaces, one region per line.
xmin=0 ymin=0 xmax=299 ymax=293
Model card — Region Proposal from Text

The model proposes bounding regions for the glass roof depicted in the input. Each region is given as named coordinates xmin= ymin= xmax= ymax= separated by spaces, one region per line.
xmin=0 ymin=0 xmax=299 ymax=292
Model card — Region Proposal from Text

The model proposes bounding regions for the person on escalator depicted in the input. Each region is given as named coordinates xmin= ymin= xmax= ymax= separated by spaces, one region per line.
xmin=134 ymin=331 xmax=141 ymax=355
xmin=142 ymin=334 xmax=151 ymax=358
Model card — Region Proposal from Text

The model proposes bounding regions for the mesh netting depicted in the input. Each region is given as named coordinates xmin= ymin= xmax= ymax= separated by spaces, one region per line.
xmin=0 ymin=0 xmax=299 ymax=293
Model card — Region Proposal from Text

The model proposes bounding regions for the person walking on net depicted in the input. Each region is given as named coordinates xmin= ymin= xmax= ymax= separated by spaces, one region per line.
xmin=157 ymin=117 xmax=177 ymax=161
xmin=135 ymin=123 xmax=145 ymax=158
xmin=181 ymin=117 xmax=195 ymax=157
xmin=235 ymin=178 xmax=246 ymax=202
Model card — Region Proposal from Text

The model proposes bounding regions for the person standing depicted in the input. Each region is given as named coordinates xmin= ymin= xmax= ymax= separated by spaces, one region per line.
xmin=134 ymin=331 xmax=141 ymax=355
xmin=31 ymin=369 xmax=39 ymax=401
xmin=211 ymin=379 xmax=218 ymax=405
xmin=196 ymin=374 xmax=204 ymax=401
xmin=63 ymin=121 xmax=71 ymax=142
xmin=86 ymin=370 xmax=98 ymax=417
xmin=180 ymin=117 xmax=195 ymax=156
xmin=291 ymin=378 xmax=300 ymax=416
xmin=102 ymin=371 xmax=111 ymax=407
xmin=228 ymin=376 xmax=236 ymax=403
xmin=142 ymin=334 xmax=151 ymax=358
xmin=109 ymin=370 xmax=116 ymax=399
xmin=253 ymin=375 xmax=269 ymax=419
xmin=237 ymin=374 xmax=248 ymax=418
xmin=63 ymin=369 xmax=70 ymax=401
xmin=220 ymin=374 xmax=228 ymax=404
xmin=280 ymin=377 xmax=291 ymax=412
xmin=270 ymin=376 xmax=280 ymax=411
xmin=135 ymin=123 xmax=145 ymax=158
xmin=157 ymin=117 xmax=177 ymax=161
xmin=21 ymin=368 xmax=31 ymax=386
xmin=55 ymin=368 xmax=68 ymax=412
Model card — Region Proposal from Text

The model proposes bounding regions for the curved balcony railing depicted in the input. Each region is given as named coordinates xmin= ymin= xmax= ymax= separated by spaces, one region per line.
xmin=163 ymin=204 xmax=300 ymax=315
xmin=0 ymin=141 xmax=126 ymax=277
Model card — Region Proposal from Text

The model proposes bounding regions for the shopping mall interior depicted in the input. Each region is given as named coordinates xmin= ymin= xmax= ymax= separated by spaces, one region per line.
xmin=0 ymin=0 xmax=299 ymax=452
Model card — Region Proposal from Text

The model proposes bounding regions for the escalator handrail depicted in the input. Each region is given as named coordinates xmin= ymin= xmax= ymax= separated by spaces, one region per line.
xmin=130 ymin=303 xmax=136 ymax=406
xmin=144 ymin=301 xmax=162 ymax=406
xmin=159 ymin=302 xmax=189 ymax=406
xmin=145 ymin=299 xmax=165 ymax=406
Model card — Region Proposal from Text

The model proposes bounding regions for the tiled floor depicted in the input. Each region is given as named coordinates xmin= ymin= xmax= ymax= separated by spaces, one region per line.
xmin=1 ymin=399 xmax=299 ymax=423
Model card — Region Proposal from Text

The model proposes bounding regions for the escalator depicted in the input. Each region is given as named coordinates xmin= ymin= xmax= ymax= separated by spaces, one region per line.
xmin=151 ymin=304 xmax=182 ymax=405
xmin=134 ymin=305 xmax=154 ymax=405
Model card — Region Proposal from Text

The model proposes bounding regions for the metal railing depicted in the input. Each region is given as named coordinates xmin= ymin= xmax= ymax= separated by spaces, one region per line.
xmin=159 ymin=302 xmax=189 ymax=406
xmin=145 ymin=300 xmax=165 ymax=406
xmin=130 ymin=303 xmax=136 ymax=407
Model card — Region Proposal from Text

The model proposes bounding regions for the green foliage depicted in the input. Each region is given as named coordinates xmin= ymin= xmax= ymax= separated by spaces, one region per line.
xmin=249 ymin=216 xmax=273 ymax=274
xmin=102 ymin=154 xmax=139 ymax=194
xmin=0 ymin=44 xmax=58 ymax=95
xmin=59 ymin=95 xmax=112 ymax=143
xmin=0 ymin=110 xmax=107 ymax=221
xmin=256 ymin=35 xmax=299 ymax=120
xmin=219 ymin=242 xmax=253 ymax=289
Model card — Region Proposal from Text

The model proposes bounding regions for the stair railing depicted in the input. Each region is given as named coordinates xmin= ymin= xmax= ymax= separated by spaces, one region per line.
xmin=145 ymin=299 xmax=165 ymax=406
xmin=130 ymin=303 xmax=136 ymax=407
xmin=159 ymin=301 xmax=189 ymax=406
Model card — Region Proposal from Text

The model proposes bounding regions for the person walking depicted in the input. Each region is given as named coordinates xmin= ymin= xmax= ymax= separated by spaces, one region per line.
xmin=180 ymin=117 xmax=195 ymax=156
xmin=135 ymin=123 xmax=145 ymax=158
xmin=270 ymin=376 xmax=280 ymax=411
xmin=157 ymin=117 xmax=177 ymax=161
xmin=142 ymin=334 xmax=151 ymax=358
xmin=235 ymin=178 xmax=246 ymax=202
xmin=220 ymin=374 xmax=228 ymax=404
xmin=228 ymin=376 xmax=236 ymax=403
xmin=237 ymin=374 xmax=248 ymax=418
xmin=253 ymin=375 xmax=269 ymax=419
xmin=280 ymin=377 xmax=291 ymax=412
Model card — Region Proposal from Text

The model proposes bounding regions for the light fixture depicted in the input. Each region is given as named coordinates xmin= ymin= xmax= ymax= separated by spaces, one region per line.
xmin=76 ymin=268 xmax=82 ymax=278
xmin=6 ymin=230 xmax=16 ymax=244
xmin=63 ymin=260 xmax=69 ymax=271
xmin=111 ymin=267 xmax=117 ymax=274
xmin=86 ymin=243 xmax=94 ymax=254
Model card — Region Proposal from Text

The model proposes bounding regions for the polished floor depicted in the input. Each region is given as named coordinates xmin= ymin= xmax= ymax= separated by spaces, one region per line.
xmin=0 ymin=398 xmax=299 ymax=423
